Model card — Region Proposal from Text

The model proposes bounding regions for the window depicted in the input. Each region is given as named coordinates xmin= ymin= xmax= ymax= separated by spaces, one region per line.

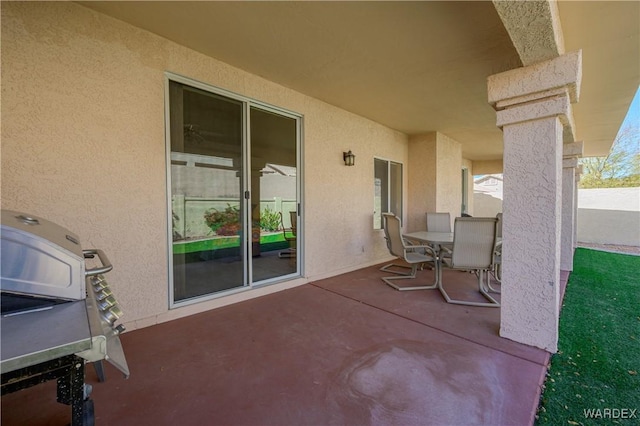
xmin=374 ymin=158 xmax=403 ymax=229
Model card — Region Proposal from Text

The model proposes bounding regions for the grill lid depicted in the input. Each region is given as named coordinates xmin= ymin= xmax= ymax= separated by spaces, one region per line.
xmin=1 ymin=210 xmax=85 ymax=300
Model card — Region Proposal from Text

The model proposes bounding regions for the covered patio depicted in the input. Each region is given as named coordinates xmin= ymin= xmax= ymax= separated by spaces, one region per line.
xmin=1 ymin=2 xmax=638 ymax=424
xmin=1 ymin=264 xmax=565 ymax=425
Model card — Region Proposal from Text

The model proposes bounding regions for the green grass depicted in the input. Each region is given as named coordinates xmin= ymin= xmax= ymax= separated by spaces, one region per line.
xmin=173 ymin=233 xmax=287 ymax=254
xmin=536 ymin=248 xmax=640 ymax=425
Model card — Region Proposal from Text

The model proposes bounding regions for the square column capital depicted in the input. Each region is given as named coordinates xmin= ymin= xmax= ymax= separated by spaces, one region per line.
xmin=563 ymin=157 xmax=579 ymax=168
xmin=495 ymin=92 xmax=576 ymax=143
xmin=563 ymin=141 xmax=584 ymax=158
xmin=488 ymin=51 xmax=582 ymax=143
xmin=488 ymin=50 xmax=582 ymax=107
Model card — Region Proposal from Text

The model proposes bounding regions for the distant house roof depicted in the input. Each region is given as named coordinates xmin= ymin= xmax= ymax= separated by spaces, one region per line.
xmin=474 ymin=174 xmax=504 ymax=198
xmin=474 ymin=174 xmax=503 ymax=185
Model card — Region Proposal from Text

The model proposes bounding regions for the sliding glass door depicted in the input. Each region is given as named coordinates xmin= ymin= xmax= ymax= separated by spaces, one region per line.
xmin=167 ymin=76 xmax=300 ymax=306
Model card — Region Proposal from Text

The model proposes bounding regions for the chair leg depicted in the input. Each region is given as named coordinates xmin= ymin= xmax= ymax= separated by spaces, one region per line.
xmin=486 ymin=267 xmax=501 ymax=294
xmin=477 ymin=270 xmax=500 ymax=306
xmin=382 ymin=263 xmax=437 ymax=291
xmin=438 ymin=268 xmax=500 ymax=307
xmin=380 ymin=262 xmax=413 ymax=276
xmin=279 ymin=237 xmax=297 ymax=258
xmin=278 ymin=248 xmax=296 ymax=258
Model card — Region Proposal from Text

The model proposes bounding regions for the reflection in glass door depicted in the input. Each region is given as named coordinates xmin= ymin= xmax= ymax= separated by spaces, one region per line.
xmin=169 ymin=81 xmax=245 ymax=302
xmin=250 ymin=107 xmax=298 ymax=283
xmin=167 ymin=77 xmax=300 ymax=305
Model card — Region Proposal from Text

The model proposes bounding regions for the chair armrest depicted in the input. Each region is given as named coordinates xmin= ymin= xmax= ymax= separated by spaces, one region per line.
xmin=440 ymin=246 xmax=452 ymax=254
xmin=494 ymin=240 xmax=502 ymax=254
xmin=403 ymin=237 xmax=421 ymax=246
xmin=404 ymin=244 xmax=437 ymax=257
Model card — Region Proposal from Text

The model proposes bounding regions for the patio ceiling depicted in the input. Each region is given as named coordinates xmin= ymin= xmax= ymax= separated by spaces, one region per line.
xmin=79 ymin=1 xmax=639 ymax=160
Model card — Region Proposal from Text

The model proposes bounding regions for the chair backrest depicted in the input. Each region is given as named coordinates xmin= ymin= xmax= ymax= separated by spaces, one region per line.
xmin=280 ymin=211 xmax=296 ymax=241
xmin=382 ymin=213 xmax=405 ymax=258
xmin=289 ymin=211 xmax=297 ymax=236
xmin=451 ymin=217 xmax=497 ymax=269
xmin=495 ymin=212 xmax=503 ymax=238
xmin=426 ymin=212 xmax=451 ymax=233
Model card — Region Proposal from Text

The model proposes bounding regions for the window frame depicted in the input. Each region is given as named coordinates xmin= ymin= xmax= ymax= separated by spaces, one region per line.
xmin=374 ymin=157 xmax=403 ymax=229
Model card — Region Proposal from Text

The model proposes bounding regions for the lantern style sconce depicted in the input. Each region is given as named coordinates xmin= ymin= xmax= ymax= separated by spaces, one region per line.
xmin=343 ymin=150 xmax=355 ymax=166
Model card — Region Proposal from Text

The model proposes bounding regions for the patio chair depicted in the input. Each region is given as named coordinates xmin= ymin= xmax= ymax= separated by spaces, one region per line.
xmin=426 ymin=212 xmax=451 ymax=233
xmin=489 ymin=213 xmax=502 ymax=291
xmin=278 ymin=211 xmax=297 ymax=259
xmin=380 ymin=213 xmax=414 ymax=276
xmin=424 ymin=211 xmax=454 ymax=254
xmin=380 ymin=213 xmax=438 ymax=291
xmin=437 ymin=217 xmax=500 ymax=307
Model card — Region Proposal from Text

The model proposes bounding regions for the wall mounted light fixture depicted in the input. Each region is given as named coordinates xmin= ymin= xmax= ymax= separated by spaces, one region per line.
xmin=343 ymin=150 xmax=355 ymax=166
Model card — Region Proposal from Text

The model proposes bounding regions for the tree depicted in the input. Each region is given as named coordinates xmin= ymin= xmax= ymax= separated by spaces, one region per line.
xmin=579 ymin=123 xmax=640 ymax=188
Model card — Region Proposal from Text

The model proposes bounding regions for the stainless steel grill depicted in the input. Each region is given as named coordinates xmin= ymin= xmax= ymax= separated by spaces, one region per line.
xmin=1 ymin=210 xmax=129 ymax=425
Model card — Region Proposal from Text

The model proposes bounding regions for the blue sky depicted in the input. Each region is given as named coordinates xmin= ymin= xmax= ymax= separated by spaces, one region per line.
xmin=616 ymin=85 xmax=640 ymax=138
xmin=611 ymin=85 xmax=640 ymax=161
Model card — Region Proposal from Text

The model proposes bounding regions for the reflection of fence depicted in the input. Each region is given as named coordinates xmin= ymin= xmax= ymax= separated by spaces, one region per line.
xmin=172 ymin=196 xmax=296 ymax=240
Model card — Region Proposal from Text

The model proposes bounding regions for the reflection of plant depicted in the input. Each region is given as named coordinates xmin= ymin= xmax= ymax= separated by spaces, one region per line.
xmin=204 ymin=204 xmax=287 ymax=236
xmin=204 ymin=204 xmax=240 ymax=236
xmin=260 ymin=206 xmax=281 ymax=232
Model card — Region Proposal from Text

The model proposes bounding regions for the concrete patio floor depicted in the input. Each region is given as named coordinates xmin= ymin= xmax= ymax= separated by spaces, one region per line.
xmin=1 ymin=263 xmax=566 ymax=425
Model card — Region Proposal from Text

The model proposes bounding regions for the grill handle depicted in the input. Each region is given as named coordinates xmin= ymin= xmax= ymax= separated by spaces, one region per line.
xmin=83 ymin=249 xmax=113 ymax=276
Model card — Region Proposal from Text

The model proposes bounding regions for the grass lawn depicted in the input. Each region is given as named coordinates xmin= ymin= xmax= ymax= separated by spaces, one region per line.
xmin=173 ymin=232 xmax=287 ymax=254
xmin=536 ymin=248 xmax=640 ymax=425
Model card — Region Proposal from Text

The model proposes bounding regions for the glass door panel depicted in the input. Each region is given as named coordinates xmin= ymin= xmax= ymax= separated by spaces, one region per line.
xmin=170 ymin=81 xmax=246 ymax=302
xmin=390 ymin=161 xmax=403 ymax=220
xmin=373 ymin=159 xmax=402 ymax=228
xmin=250 ymin=107 xmax=298 ymax=282
xmin=374 ymin=158 xmax=388 ymax=229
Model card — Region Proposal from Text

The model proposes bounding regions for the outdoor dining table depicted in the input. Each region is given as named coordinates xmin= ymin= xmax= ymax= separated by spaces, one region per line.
xmin=404 ymin=231 xmax=501 ymax=250
xmin=403 ymin=231 xmax=453 ymax=251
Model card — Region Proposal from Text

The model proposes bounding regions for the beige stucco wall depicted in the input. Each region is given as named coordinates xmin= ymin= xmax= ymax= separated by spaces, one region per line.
xmin=406 ymin=132 xmax=463 ymax=232
xmin=472 ymin=159 xmax=504 ymax=176
xmin=1 ymin=2 xmax=409 ymax=328
xmin=407 ymin=133 xmax=437 ymax=232
xmin=435 ymin=133 xmax=463 ymax=219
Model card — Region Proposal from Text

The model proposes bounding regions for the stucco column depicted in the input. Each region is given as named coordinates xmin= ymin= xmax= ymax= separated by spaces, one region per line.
xmin=488 ymin=51 xmax=582 ymax=352
xmin=561 ymin=159 xmax=577 ymax=271
xmin=407 ymin=132 xmax=462 ymax=233
xmin=574 ymin=165 xmax=583 ymax=248
xmin=408 ymin=133 xmax=438 ymax=232
xmin=561 ymin=142 xmax=583 ymax=271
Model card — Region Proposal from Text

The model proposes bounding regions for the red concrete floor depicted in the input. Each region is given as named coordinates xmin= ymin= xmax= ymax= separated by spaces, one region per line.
xmin=1 ymin=263 xmax=562 ymax=426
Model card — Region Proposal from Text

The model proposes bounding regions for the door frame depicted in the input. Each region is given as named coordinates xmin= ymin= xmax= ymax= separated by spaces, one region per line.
xmin=164 ymin=72 xmax=304 ymax=308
